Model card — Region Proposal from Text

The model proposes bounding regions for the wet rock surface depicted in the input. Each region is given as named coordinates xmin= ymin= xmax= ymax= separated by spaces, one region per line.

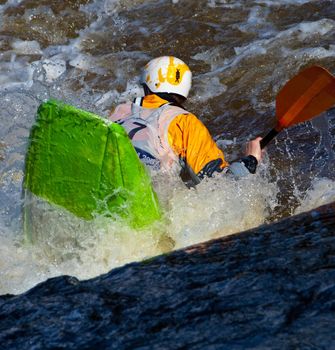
xmin=1 ymin=202 xmax=335 ymax=349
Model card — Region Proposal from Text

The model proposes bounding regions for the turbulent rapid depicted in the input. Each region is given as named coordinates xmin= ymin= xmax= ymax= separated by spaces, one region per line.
xmin=0 ymin=0 xmax=334 ymax=295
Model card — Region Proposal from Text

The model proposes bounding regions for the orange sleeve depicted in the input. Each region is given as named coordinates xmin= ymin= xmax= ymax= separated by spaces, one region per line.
xmin=167 ymin=113 xmax=228 ymax=174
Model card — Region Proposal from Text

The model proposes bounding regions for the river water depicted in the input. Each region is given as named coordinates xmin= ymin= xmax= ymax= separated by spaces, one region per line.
xmin=0 ymin=0 xmax=334 ymax=295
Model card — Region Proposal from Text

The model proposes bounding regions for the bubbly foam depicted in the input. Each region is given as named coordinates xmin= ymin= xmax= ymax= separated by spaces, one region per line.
xmin=1 ymin=166 xmax=276 ymax=295
xmin=295 ymin=178 xmax=335 ymax=215
xmin=165 ymin=172 xmax=277 ymax=249
xmin=0 ymin=58 xmax=34 ymax=90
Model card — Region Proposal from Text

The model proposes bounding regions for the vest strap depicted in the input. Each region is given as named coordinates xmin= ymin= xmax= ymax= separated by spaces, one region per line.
xmin=133 ymin=97 xmax=143 ymax=106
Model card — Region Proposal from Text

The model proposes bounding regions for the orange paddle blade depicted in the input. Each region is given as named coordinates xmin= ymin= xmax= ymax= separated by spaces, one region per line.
xmin=276 ymin=65 xmax=335 ymax=130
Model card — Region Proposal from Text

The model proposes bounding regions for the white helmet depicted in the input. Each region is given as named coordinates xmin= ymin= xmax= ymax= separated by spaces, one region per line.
xmin=141 ymin=56 xmax=192 ymax=98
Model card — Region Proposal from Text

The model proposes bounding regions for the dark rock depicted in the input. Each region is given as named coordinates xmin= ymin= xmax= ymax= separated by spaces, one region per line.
xmin=1 ymin=203 xmax=335 ymax=349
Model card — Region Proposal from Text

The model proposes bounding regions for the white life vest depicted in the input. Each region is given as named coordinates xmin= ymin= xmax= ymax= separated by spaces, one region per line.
xmin=109 ymin=98 xmax=188 ymax=174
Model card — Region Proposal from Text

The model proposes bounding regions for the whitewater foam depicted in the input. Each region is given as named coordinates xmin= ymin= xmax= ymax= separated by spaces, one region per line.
xmin=296 ymin=178 xmax=335 ymax=215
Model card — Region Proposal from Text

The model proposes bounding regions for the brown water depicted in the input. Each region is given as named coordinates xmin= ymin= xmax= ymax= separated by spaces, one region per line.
xmin=0 ymin=0 xmax=335 ymax=294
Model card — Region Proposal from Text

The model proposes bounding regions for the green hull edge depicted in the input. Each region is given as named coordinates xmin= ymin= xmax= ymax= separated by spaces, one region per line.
xmin=24 ymin=100 xmax=161 ymax=240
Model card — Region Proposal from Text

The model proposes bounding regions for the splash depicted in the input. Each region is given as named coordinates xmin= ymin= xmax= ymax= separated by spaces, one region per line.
xmin=295 ymin=178 xmax=335 ymax=215
xmin=0 ymin=166 xmax=276 ymax=295
xmin=164 ymin=171 xmax=277 ymax=249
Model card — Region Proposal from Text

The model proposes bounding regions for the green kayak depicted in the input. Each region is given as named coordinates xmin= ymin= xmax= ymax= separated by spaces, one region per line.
xmin=23 ymin=100 xmax=162 ymax=242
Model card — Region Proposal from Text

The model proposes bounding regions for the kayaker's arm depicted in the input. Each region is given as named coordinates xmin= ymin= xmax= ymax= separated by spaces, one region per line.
xmin=227 ymin=136 xmax=262 ymax=177
xmin=197 ymin=136 xmax=262 ymax=178
xmin=181 ymin=153 xmax=258 ymax=187
xmin=168 ymin=113 xmax=228 ymax=175
xmin=168 ymin=113 xmax=263 ymax=185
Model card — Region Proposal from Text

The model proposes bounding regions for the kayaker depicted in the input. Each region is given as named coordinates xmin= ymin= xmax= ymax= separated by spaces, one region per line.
xmin=109 ymin=56 xmax=262 ymax=185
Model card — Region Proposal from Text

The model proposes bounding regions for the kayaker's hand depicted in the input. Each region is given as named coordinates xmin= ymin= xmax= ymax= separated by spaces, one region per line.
xmin=245 ymin=137 xmax=263 ymax=163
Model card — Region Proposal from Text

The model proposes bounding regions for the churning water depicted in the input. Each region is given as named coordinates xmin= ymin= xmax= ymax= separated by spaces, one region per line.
xmin=0 ymin=0 xmax=335 ymax=295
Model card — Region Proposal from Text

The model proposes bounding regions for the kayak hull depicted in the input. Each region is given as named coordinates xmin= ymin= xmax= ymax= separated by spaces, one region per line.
xmin=23 ymin=100 xmax=161 ymax=242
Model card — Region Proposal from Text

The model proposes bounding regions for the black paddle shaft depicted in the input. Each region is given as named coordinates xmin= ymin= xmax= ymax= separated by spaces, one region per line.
xmin=260 ymin=128 xmax=280 ymax=149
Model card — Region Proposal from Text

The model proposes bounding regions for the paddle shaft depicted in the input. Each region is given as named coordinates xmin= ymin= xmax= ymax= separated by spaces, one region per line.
xmin=260 ymin=128 xmax=279 ymax=149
